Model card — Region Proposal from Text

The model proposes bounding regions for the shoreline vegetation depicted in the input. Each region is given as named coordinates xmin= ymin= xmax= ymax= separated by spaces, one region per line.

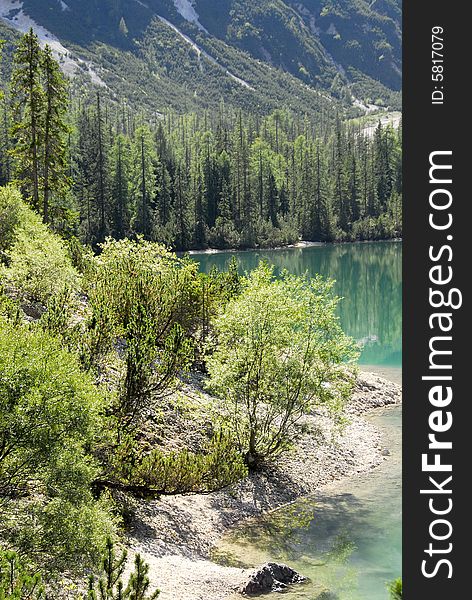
xmin=0 ymin=184 xmax=401 ymax=599
xmin=124 ymin=371 xmax=402 ymax=600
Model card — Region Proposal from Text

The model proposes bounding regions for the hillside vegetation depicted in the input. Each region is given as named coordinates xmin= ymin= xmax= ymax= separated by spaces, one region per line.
xmin=0 ymin=184 xmax=357 ymax=593
xmin=0 ymin=15 xmax=402 ymax=595
xmin=1 ymin=0 xmax=401 ymax=116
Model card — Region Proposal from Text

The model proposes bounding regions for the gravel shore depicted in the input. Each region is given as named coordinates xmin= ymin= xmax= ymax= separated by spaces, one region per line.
xmin=125 ymin=371 xmax=401 ymax=600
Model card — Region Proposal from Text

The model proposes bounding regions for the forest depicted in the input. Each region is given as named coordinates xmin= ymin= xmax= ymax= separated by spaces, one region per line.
xmin=0 ymin=30 xmax=402 ymax=252
xmin=0 ymin=29 xmax=402 ymax=599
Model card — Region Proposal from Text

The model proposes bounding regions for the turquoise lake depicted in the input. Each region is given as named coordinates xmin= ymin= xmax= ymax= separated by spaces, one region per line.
xmin=191 ymin=241 xmax=402 ymax=600
xmin=191 ymin=241 xmax=402 ymax=370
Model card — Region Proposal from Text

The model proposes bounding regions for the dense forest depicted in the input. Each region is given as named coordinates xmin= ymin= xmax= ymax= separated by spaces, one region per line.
xmin=0 ymin=29 xmax=401 ymax=251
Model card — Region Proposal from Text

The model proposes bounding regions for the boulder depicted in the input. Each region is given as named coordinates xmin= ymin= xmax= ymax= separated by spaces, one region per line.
xmin=239 ymin=562 xmax=307 ymax=596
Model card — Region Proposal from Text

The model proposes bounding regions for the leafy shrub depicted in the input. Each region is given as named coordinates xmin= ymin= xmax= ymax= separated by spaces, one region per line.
xmin=206 ymin=262 xmax=358 ymax=467
xmin=0 ymin=319 xmax=116 ymax=569
xmin=0 ymin=186 xmax=79 ymax=303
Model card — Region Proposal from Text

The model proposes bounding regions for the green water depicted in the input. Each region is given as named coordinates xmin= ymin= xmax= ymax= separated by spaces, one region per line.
xmin=215 ymin=406 xmax=402 ymax=600
xmin=191 ymin=241 xmax=402 ymax=368
xmin=192 ymin=242 xmax=402 ymax=599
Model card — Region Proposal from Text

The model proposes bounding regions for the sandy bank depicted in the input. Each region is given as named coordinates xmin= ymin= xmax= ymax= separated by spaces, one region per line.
xmin=125 ymin=371 xmax=401 ymax=600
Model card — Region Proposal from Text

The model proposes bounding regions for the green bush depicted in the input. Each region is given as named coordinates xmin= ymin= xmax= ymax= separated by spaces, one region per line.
xmin=0 ymin=319 xmax=116 ymax=570
xmin=115 ymin=428 xmax=248 ymax=495
xmin=85 ymin=238 xmax=198 ymax=426
xmin=206 ymin=262 xmax=358 ymax=466
xmin=0 ymin=186 xmax=79 ymax=303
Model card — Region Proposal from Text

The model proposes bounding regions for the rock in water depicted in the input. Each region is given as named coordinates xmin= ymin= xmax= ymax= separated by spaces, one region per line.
xmin=239 ymin=562 xmax=307 ymax=596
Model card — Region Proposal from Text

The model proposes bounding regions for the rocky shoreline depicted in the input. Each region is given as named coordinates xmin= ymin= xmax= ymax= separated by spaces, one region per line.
xmin=187 ymin=239 xmax=401 ymax=256
xmin=125 ymin=371 xmax=401 ymax=600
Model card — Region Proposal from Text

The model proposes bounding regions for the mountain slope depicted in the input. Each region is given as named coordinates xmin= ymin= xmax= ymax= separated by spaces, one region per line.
xmin=0 ymin=0 xmax=401 ymax=118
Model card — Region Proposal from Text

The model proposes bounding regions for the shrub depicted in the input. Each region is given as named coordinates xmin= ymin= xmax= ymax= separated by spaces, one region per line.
xmin=114 ymin=428 xmax=248 ymax=495
xmin=206 ymin=262 xmax=358 ymax=467
xmin=0 ymin=319 xmax=116 ymax=569
xmin=0 ymin=186 xmax=79 ymax=303
xmin=85 ymin=238 xmax=198 ymax=427
xmin=0 ymin=186 xmax=22 ymax=257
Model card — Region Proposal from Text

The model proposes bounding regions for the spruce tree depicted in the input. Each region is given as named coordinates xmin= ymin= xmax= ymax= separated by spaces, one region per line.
xmin=95 ymin=92 xmax=108 ymax=243
xmin=111 ymin=133 xmax=131 ymax=238
xmin=130 ymin=125 xmax=156 ymax=238
xmin=9 ymin=28 xmax=45 ymax=212
xmin=41 ymin=44 xmax=71 ymax=223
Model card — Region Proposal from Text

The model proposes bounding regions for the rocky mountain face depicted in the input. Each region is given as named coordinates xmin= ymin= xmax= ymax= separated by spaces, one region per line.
xmin=0 ymin=0 xmax=401 ymax=116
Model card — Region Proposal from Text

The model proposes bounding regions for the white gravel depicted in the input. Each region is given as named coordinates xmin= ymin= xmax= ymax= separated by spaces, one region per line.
xmin=124 ymin=371 xmax=402 ymax=600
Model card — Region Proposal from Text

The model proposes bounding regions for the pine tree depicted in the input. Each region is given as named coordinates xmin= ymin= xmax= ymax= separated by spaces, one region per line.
xmin=173 ymin=163 xmax=191 ymax=249
xmin=111 ymin=133 xmax=131 ymax=238
xmin=125 ymin=555 xmax=159 ymax=600
xmin=0 ymin=550 xmax=45 ymax=599
xmin=0 ymin=41 xmax=10 ymax=186
xmin=156 ymin=160 xmax=172 ymax=228
xmin=75 ymin=106 xmax=98 ymax=244
xmin=95 ymin=92 xmax=109 ymax=242
xmin=130 ymin=125 xmax=156 ymax=238
xmin=331 ymin=118 xmax=349 ymax=232
xmin=192 ymin=159 xmax=206 ymax=247
xmin=9 ymin=28 xmax=45 ymax=212
xmin=87 ymin=539 xmax=159 ymax=600
xmin=0 ymin=91 xmax=11 ymax=186
xmin=103 ymin=538 xmax=127 ymax=593
xmin=41 ymin=44 xmax=71 ymax=223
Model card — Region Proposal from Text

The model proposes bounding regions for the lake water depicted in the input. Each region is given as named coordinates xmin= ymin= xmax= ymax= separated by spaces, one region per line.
xmin=191 ymin=242 xmax=402 ymax=600
xmin=192 ymin=241 xmax=402 ymax=370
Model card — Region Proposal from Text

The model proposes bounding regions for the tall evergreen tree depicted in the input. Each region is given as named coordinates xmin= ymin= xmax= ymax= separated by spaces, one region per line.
xmin=111 ymin=133 xmax=131 ymax=238
xmin=9 ymin=28 xmax=45 ymax=212
xmin=41 ymin=45 xmax=71 ymax=223
xmin=95 ymin=92 xmax=108 ymax=242
xmin=130 ymin=125 xmax=156 ymax=238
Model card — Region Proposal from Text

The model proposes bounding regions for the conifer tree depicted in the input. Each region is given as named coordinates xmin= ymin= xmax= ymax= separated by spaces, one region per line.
xmin=0 ymin=41 xmax=9 ymax=186
xmin=9 ymin=28 xmax=44 ymax=212
xmin=75 ymin=106 xmax=98 ymax=244
xmin=111 ymin=133 xmax=131 ymax=238
xmin=131 ymin=125 xmax=156 ymax=238
xmin=41 ymin=44 xmax=71 ymax=223
xmin=95 ymin=92 xmax=109 ymax=242
xmin=125 ymin=555 xmax=159 ymax=600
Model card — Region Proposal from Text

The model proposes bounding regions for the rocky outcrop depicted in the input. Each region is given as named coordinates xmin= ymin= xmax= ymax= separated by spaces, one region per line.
xmin=239 ymin=562 xmax=306 ymax=596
